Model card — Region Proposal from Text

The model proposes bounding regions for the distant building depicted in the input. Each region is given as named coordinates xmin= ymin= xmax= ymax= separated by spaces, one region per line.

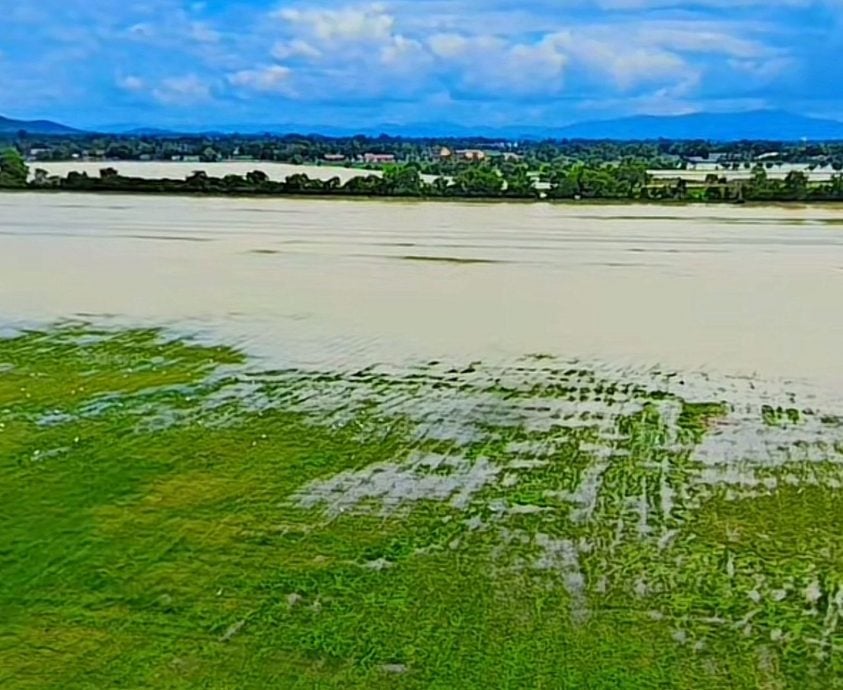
xmin=456 ymin=149 xmax=487 ymax=161
xmin=439 ymin=147 xmax=453 ymax=159
xmin=363 ymin=153 xmax=396 ymax=164
xmin=682 ymin=156 xmax=723 ymax=171
xmin=323 ymin=154 xmax=346 ymax=163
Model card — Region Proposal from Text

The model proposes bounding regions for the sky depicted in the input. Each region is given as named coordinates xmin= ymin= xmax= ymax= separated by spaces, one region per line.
xmin=1 ymin=0 xmax=843 ymax=129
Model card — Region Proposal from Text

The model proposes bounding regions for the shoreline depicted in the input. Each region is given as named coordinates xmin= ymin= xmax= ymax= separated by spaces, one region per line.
xmin=0 ymin=188 xmax=843 ymax=209
xmin=5 ymin=187 xmax=843 ymax=207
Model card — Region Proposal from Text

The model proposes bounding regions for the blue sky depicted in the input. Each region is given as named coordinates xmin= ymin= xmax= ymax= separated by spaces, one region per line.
xmin=1 ymin=0 xmax=842 ymax=128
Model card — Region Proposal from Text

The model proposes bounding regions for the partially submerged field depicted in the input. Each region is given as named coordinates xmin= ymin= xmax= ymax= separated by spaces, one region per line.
xmin=2 ymin=325 xmax=842 ymax=688
xmin=3 ymin=195 xmax=843 ymax=687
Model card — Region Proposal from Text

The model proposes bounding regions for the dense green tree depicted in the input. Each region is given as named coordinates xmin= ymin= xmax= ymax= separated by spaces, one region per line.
xmin=105 ymin=144 xmax=134 ymax=159
xmin=431 ymin=176 xmax=450 ymax=196
xmin=284 ymin=173 xmax=325 ymax=193
xmin=342 ymin=174 xmax=385 ymax=195
xmin=223 ymin=174 xmax=245 ymax=189
xmin=452 ymin=166 xmax=503 ymax=196
xmin=200 ymin=146 xmax=220 ymax=163
xmin=577 ymin=167 xmax=617 ymax=198
xmin=381 ymin=164 xmax=423 ymax=196
xmin=501 ymin=166 xmax=537 ymax=198
xmin=246 ymin=170 xmax=269 ymax=185
xmin=0 ymin=148 xmax=28 ymax=187
xmin=783 ymin=170 xmax=808 ymax=200
xmin=547 ymin=170 xmax=580 ymax=199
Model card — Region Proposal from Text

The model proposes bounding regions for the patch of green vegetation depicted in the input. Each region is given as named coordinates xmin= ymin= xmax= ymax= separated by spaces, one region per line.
xmin=762 ymin=405 xmax=802 ymax=427
xmin=1 ymin=326 xmax=841 ymax=688
xmin=399 ymin=255 xmax=502 ymax=265
xmin=678 ymin=401 xmax=729 ymax=442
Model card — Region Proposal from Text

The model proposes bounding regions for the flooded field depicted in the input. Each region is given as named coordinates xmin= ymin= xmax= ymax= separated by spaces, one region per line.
xmin=649 ymin=163 xmax=840 ymax=183
xmin=31 ymin=159 xmax=842 ymax=185
xmin=29 ymin=161 xmax=372 ymax=183
xmin=2 ymin=194 xmax=843 ymax=383
xmin=1 ymin=193 xmax=842 ymax=687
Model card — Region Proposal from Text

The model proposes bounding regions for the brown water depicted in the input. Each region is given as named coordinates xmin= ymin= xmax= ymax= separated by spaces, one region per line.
xmin=30 ymin=161 xmax=371 ymax=183
xmin=33 ymin=160 xmax=840 ymax=183
xmin=1 ymin=192 xmax=842 ymax=388
xmin=30 ymin=161 xmax=442 ymax=184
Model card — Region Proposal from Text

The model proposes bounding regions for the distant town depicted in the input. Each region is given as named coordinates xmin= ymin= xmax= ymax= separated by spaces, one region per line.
xmin=12 ymin=132 xmax=843 ymax=172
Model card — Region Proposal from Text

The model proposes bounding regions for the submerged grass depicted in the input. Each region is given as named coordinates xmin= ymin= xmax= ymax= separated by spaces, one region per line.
xmin=1 ymin=325 xmax=842 ymax=688
xmin=399 ymin=255 xmax=504 ymax=265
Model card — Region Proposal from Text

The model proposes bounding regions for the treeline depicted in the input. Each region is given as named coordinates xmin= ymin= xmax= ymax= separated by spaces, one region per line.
xmin=28 ymin=165 xmax=541 ymax=199
xmin=8 ymin=131 xmax=843 ymax=169
xmin=26 ymin=166 xmax=843 ymax=203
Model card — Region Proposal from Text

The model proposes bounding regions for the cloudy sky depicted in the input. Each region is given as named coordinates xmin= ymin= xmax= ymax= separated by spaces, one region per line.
xmin=1 ymin=0 xmax=842 ymax=128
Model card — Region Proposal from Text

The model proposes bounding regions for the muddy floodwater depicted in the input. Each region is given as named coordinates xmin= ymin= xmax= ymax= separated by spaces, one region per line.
xmin=30 ymin=161 xmax=377 ymax=183
xmin=1 ymin=192 xmax=842 ymax=388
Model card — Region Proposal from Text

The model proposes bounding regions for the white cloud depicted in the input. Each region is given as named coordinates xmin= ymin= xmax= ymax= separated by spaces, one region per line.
xmin=427 ymin=33 xmax=566 ymax=94
xmin=594 ymin=0 xmax=810 ymax=7
xmin=276 ymin=4 xmax=395 ymax=42
xmin=189 ymin=21 xmax=220 ymax=44
xmin=228 ymin=65 xmax=294 ymax=94
xmin=261 ymin=3 xmax=748 ymax=101
xmin=548 ymin=30 xmax=694 ymax=91
xmin=646 ymin=29 xmax=764 ymax=59
xmin=117 ymin=74 xmax=145 ymax=92
xmin=611 ymin=49 xmax=689 ymax=90
xmin=152 ymin=74 xmax=212 ymax=105
xmin=380 ymin=35 xmax=431 ymax=70
xmin=428 ymin=33 xmax=483 ymax=59
xmin=508 ymin=41 xmax=568 ymax=80
xmin=728 ymin=57 xmax=795 ymax=81
xmin=271 ymin=39 xmax=322 ymax=61
xmin=259 ymin=4 xmax=437 ymax=99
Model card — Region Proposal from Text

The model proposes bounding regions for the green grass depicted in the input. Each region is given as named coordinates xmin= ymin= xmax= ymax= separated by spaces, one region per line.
xmin=1 ymin=325 xmax=841 ymax=688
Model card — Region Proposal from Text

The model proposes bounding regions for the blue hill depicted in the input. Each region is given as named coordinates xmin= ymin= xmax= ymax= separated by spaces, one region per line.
xmin=550 ymin=110 xmax=843 ymax=141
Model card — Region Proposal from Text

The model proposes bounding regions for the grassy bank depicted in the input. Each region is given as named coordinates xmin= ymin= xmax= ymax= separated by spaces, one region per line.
xmin=1 ymin=326 xmax=842 ymax=688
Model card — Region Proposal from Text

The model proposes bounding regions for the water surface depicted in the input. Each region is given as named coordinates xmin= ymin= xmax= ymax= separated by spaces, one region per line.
xmin=1 ymin=193 xmax=841 ymax=388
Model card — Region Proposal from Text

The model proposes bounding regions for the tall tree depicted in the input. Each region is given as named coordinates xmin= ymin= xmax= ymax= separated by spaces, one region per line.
xmin=0 ymin=148 xmax=28 ymax=187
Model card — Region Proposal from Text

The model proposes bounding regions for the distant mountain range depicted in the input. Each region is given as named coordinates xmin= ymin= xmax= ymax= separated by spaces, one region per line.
xmin=5 ymin=109 xmax=843 ymax=141
xmin=0 ymin=114 xmax=83 ymax=135
xmin=550 ymin=110 xmax=843 ymax=141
